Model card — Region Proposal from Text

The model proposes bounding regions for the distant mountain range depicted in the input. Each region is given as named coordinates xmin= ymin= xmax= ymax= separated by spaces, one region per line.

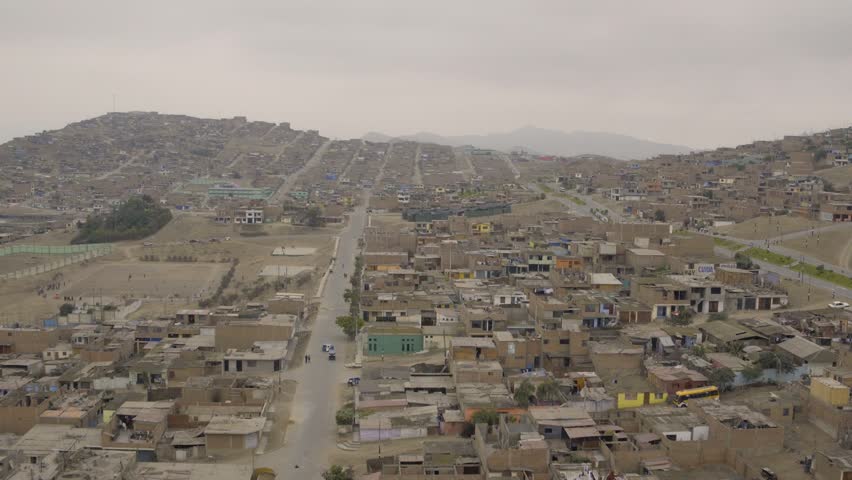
xmin=363 ymin=126 xmax=692 ymax=160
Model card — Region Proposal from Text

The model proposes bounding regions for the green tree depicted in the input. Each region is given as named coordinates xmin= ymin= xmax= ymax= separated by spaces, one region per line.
xmin=535 ymin=379 xmax=563 ymax=403
xmin=654 ymin=209 xmax=666 ymax=222
xmin=59 ymin=303 xmax=75 ymax=316
xmin=303 ymin=206 xmax=324 ymax=227
xmin=756 ymin=351 xmax=797 ymax=374
xmin=708 ymin=367 xmax=736 ymax=391
xmin=335 ymin=407 xmax=355 ymax=426
xmin=742 ymin=364 xmax=763 ymax=381
xmin=667 ymin=309 xmax=694 ymax=326
xmin=322 ymin=465 xmax=355 ymax=480
xmin=335 ymin=315 xmax=364 ymax=338
xmin=734 ymin=252 xmax=754 ymax=270
xmin=513 ymin=380 xmax=536 ymax=407
xmin=726 ymin=341 xmax=745 ymax=356
xmin=708 ymin=312 xmax=728 ymax=321
xmin=471 ymin=408 xmax=500 ymax=427
xmin=691 ymin=345 xmax=707 ymax=359
xmin=72 ymin=195 xmax=172 ymax=244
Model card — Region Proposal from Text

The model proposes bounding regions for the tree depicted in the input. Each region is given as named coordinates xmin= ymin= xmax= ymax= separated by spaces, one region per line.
xmin=708 ymin=312 xmax=728 ymax=321
xmin=322 ymin=465 xmax=354 ymax=480
xmin=734 ymin=252 xmax=753 ymax=270
xmin=691 ymin=345 xmax=707 ymax=359
xmin=303 ymin=206 xmax=324 ymax=227
xmin=335 ymin=407 xmax=355 ymax=426
xmin=471 ymin=408 xmax=500 ymax=427
xmin=756 ymin=351 xmax=796 ymax=374
xmin=667 ymin=308 xmax=694 ymax=326
xmin=513 ymin=380 xmax=536 ymax=407
xmin=72 ymin=195 xmax=172 ymax=244
xmin=536 ymin=379 xmax=563 ymax=403
xmin=59 ymin=303 xmax=75 ymax=316
xmin=741 ymin=364 xmax=763 ymax=381
xmin=335 ymin=315 xmax=364 ymax=339
xmin=708 ymin=367 xmax=736 ymax=391
xmin=726 ymin=341 xmax=745 ymax=356
xmin=654 ymin=209 xmax=666 ymax=222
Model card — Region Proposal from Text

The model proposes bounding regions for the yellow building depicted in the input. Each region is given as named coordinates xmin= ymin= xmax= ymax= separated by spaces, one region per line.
xmin=811 ymin=377 xmax=850 ymax=407
xmin=616 ymin=391 xmax=668 ymax=409
xmin=446 ymin=269 xmax=474 ymax=280
xmin=471 ymin=222 xmax=492 ymax=234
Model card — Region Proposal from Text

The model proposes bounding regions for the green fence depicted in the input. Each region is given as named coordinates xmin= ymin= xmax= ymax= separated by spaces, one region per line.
xmin=0 ymin=244 xmax=113 ymax=281
xmin=0 ymin=244 xmax=111 ymax=256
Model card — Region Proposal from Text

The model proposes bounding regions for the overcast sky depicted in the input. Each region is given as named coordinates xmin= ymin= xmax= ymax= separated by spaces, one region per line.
xmin=1 ymin=1 xmax=850 ymax=149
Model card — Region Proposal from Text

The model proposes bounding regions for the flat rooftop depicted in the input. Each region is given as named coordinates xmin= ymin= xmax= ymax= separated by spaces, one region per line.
xmin=133 ymin=462 xmax=254 ymax=480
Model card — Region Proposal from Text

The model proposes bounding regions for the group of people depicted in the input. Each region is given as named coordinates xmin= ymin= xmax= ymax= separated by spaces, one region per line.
xmin=304 ymin=354 xmax=312 ymax=363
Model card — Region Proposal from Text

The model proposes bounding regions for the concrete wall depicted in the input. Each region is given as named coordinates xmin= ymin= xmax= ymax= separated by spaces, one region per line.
xmin=0 ymin=401 xmax=51 ymax=434
xmin=206 ymin=432 xmax=257 ymax=451
xmin=0 ymin=329 xmax=59 ymax=354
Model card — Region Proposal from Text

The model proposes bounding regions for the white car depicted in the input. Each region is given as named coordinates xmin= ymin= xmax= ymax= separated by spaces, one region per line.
xmin=828 ymin=301 xmax=850 ymax=309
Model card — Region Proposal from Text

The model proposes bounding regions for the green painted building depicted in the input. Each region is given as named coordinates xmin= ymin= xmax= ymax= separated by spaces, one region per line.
xmin=208 ymin=187 xmax=273 ymax=200
xmin=364 ymin=324 xmax=424 ymax=356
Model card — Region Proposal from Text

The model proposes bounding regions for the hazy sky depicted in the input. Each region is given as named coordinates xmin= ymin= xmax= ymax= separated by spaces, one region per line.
xmin=1 ymin=1 xmax=851 ymax=149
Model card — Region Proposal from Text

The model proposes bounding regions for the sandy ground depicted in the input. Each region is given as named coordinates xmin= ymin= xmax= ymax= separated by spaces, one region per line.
xmin=367 ymin=213 xmax=407 ymax=231
xmin=62 ymin=262 xmax=229 ymax=299
xmin=716 ymin=215 xmax=826 ymax=240
xmin=781 ymin=278 xmax=835 ymax=310
xmin=782 ymin=228 xmax=852 ymax=270
xmin=0 ymin=213 xmax=342 ymax=324
xmin=0 ymin=253 xmax=65 ymax=274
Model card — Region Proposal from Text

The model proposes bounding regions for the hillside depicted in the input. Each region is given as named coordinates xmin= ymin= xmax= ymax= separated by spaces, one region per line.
xmin=363 ymin=126 xmax=692 ymax=160
xmin=815 ymin=164 xmax=852 ymax=192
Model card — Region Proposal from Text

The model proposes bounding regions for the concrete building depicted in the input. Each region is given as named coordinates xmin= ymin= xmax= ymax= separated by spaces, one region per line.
xmin=204 ymin=415 xmax=266 ymax=451
xmin=223 ymin=341 xmax=287 ymax=374
xmin=364 ymin=324 xmax=424 ymax=356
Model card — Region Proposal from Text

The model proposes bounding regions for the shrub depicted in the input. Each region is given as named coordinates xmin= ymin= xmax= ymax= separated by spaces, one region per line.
xmin=335 ymin=407 xmax=355 ymax=426
xmin=59 ymin=303 xmax=75 ymax=316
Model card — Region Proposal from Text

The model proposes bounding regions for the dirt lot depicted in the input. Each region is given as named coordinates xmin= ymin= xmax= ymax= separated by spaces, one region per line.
xmin=782 ymin=228 xmax=852 ymax=270
xmin=368 ymin=213 xmax=408 ymax=231
xmin=0 ymin=213 xmax=342 ymax=323
xmin=0 ymin=253 xmax=65 ymax=274
xmin=781 ymin=278 xmax=835 ymax=310
xmin=716 ymin=215 xmax=826 ymax=240
xmin=62 ymin=262 xmax=229 ymax=299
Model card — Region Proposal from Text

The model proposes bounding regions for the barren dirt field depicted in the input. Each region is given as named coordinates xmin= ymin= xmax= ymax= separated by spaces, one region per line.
xmin=0 ymin=212 xmax=342 ymax=323
xmin=715 ymin=215 xmax=826 ymax=240
xmin=62 ymin=262 xmax=229 ymax=299
xmin=0 ymin=254 xmax=63 ymax=274
xmin=716 ymin=215 xmax=826 ymax=240
xmin=781 ymin=228 xmax=852 ymax=270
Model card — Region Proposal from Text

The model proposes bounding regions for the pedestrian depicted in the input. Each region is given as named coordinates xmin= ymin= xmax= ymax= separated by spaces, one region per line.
xmin=308 ymin=354 xmax=311 ymax=363
xmin=304 ymin=354 xmax=308 ymax=364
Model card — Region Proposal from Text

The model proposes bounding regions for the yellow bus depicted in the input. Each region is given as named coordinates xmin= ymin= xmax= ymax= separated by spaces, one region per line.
xmin=673 ymin=386 xmax=719 ymax=407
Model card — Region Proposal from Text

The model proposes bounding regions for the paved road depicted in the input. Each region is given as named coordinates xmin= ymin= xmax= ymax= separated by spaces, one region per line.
xmin=714 ymin=245 xmax=852 ymax=302
xmin=256 ymin=201 xmax=368 ymax=478
xmin=268 ymin=139 xmax=332 ymax=205
xmin=527 ymin=183 xmax=623 ymax=222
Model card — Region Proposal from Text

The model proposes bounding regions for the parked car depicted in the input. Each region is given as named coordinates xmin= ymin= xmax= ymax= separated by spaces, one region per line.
xmin=347 ymin=377 xmax=360 ymax=386
xmin=829 ymin=301 xmax=850 ymax=309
